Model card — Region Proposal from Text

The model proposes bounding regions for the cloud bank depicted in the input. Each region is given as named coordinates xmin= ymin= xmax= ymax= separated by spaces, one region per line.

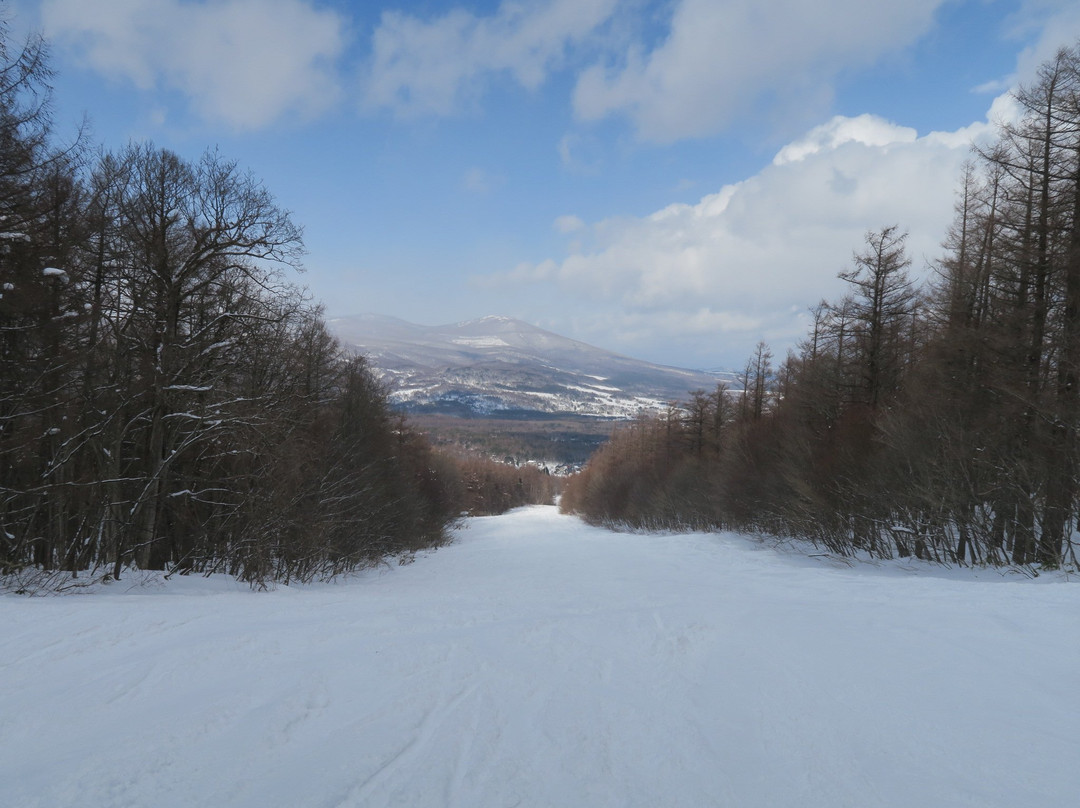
xmin=42 ymin=0 xmax=346 ymax=129
xmin=39 ymin=0 xmax=1080 ymax=144
xmin=363 ymin=0 xmax=618 ymax=117
xmin=572 ymin=0 xmax=948 ymax=141
xmin=485 ymin=104 xmax=1009 ymax=365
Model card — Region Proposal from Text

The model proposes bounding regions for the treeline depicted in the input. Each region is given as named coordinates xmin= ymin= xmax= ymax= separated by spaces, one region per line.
xmin=563 ymin=44 xmax=1080 ymax=569
xmin=0 ymin=23 xmax=544 ymax=589
xmin=441 ymin=451 xmax=561 ymax=516
xmin=411 ymin=413 xmax=612 ymax=471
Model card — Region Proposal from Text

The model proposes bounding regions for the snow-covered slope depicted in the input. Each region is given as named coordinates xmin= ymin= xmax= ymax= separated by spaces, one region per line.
xmin=329 ymin=314 xmax=721 ymax=417
xmin=2 ymin=507 xmax=1076 ymax=808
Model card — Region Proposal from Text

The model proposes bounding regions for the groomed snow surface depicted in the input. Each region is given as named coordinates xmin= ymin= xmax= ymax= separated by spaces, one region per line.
xmin=2 ymin=506 xmax=1077 ymax=807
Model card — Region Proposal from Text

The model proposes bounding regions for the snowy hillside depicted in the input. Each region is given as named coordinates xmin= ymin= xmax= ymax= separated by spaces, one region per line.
xmin=2 ymin=507 xmax=1076 ymax=808
xmin=329 ymin=314 xmax=721 ymax=418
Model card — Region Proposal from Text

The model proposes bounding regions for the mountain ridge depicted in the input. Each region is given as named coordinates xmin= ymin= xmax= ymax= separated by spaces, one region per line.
xmin=328 ymin=314 xmax=722 ymax=419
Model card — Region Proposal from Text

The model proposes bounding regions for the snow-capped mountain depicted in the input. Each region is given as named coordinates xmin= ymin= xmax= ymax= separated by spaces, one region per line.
xmin=329 ymin=314 xmax=721 ymax=418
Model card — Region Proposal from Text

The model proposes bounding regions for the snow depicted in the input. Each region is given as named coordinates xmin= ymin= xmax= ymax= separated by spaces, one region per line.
xmin=200 ymin=339 xmax=235 ymax=355
xmin=451 ymin=336 xmax=511 ymax=348
xmin=1 ymin=506 xmax=1077 ymax=808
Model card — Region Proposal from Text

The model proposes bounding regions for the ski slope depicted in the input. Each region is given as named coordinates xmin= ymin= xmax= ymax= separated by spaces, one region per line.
xmin=1 ymin=506 xmax=1077 ymax=807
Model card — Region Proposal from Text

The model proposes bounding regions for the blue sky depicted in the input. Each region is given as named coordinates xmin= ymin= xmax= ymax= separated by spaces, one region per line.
xmin=13 ymin=0 xmax=1080 ymax=369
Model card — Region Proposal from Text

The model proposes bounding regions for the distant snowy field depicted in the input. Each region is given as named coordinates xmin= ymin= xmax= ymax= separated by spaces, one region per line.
xmin=2 ymin=507 xmax=1077 ymax=808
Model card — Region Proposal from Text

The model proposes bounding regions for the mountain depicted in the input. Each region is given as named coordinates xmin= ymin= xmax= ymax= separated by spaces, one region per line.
xmin=328 ymin=314 xmax=722 ymax=419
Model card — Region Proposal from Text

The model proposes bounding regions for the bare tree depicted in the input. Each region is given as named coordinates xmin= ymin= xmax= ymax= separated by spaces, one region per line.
xmin=838 ymin=226 xmax=917 ymax=409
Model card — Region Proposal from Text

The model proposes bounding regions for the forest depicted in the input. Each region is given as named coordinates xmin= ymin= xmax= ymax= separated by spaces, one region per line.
xmin=0 ymin=22 xmax=555 ymax=589
xmin=8 ymin=17 xmax=1080 ymax=587
xmin=563 ymin=43 xmax=1080 ymax=570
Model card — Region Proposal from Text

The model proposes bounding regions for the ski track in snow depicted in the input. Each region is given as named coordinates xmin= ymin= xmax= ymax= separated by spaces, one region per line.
xmin=1 ymin=506 xmax=1078 ymax=807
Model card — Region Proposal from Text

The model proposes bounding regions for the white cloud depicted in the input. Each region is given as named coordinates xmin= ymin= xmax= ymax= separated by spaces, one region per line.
xmin=363 ymin=0 xmax=618 ymax=116
xmin=485 ymin=106 xmax=1002 ymax=366
xmin=773 ymin=115 xmax=917 ymax=166
xmin=1009 ymin=0 xmax=1080 ymax=84
xmin=573 ymin=0 xmax=947 ymax=142
xmin=973 ymin=78 xmax=1011 ymax=95
xmin=960 ymin=1 xmax=1080 ymax=100
xmin=554 ymin=214 xmax=585 ymax=234
xmin=463 ymin=167 xmax=503 ymax=194
xmin=42 ymin=0 xmax=346 ymax=129
xmin=556 ymin=132 xmax=606 ymax=174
